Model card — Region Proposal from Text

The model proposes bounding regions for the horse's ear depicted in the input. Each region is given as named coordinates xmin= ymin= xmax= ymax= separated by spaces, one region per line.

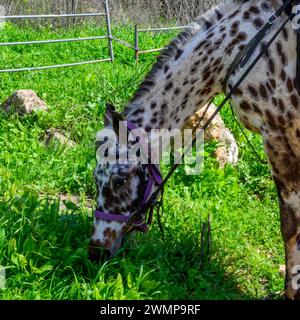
xmin=104 ymin=103 xmax=115 ymax=126
xmin=104 ymin=103 xmax=124 ymax=134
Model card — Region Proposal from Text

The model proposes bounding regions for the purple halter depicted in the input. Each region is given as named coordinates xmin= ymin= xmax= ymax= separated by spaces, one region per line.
xmin=94 ymin=122 xmax=163 ymax=232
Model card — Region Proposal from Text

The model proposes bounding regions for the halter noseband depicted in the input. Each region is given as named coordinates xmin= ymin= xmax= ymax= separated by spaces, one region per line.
xmin=94 ymin=122 xmax=163 ymax=233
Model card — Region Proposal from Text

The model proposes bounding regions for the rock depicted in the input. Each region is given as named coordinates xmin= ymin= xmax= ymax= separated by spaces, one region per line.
xmin=58 ymin=194 xmax=94 ymax=211
xmin=39 ymin=193 xmax=94 ymax=211
xmin=44 ymin=128 xmax=77 ymax=148
xmin=183 ymin=102 xmax=239 ymax=167
xmin=279 ymin=265 xmax=286 ymax=277
xmin=1 ymin=90 xmax=48 ymax=115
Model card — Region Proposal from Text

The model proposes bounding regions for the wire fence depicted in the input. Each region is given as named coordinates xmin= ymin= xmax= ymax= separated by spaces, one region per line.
xmin=0 ymin=0 xmax=192 ymax=72
xmin=0 ymin=0 xmax=114 ymax=73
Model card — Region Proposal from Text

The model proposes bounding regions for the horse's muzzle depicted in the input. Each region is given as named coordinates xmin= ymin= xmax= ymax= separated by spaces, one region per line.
xmin=88 ymin=240 xmax=112 ymax=262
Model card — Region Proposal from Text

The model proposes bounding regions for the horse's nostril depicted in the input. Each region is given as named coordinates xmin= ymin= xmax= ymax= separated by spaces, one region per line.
xmin=88 ymin=242 xmax=112 ymax=262
xmin=102 ymin=248 xmax=112 ymax=260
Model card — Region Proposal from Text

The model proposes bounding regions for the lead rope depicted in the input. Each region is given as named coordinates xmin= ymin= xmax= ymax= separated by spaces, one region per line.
xmin=155 ymin=188 xmax=165 ymax=238
xmin=228 ymin=102 xmax=267 ymax=164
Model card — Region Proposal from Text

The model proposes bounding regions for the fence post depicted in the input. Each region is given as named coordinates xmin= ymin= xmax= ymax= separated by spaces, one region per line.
xmin=104 ymin=0 xmax=114 ymax=62
xmin=71 ymin=0 xmax=76 ymax=26
xmin=134 ymin=25 xmax=139 ymax=63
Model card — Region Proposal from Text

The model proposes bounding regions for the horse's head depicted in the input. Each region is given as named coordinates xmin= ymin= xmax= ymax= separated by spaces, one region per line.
xmin=89 ymin=104 xmax=162 ymax=261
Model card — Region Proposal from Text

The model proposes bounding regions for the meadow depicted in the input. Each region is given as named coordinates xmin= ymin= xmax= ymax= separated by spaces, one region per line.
xmin=0 ymin=23 xmax=284 ymax=300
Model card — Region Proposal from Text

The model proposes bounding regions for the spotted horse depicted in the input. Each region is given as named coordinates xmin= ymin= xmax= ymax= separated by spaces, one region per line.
xmin=90 ymin=0 xmax=300 ymax=299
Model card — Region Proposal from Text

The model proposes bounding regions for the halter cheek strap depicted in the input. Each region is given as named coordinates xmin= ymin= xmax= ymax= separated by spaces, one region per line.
xmin=94 ymin=122 xmax=163 ymax=232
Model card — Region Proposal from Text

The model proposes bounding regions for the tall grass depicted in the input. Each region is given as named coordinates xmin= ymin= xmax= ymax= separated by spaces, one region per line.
xmin=0 ymin=0 xmax=220 ymax=26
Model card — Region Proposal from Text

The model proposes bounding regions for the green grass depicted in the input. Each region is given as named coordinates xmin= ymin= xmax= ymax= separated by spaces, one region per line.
xmin=0 ymin=23 xmax=285 ymax=300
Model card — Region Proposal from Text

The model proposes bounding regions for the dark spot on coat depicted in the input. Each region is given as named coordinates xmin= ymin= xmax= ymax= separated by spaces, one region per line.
xmin=270 ymin=79 xmax=276 ymax=89
xmin=174 ymin=88 xmax=181 ymax=95
xmin=272 ymin=97 xmax=277 ymax=107
xmin=281 ymin=70 xmax=287 ymax=81
xmin=278 ymin=115 xmax=286 ymax=127
xmin=215 ymin=9 xmax=223 ymax=20
xmin=249 ymin=6 xmax=260 ymax=14
xmin=151 ymin=102 xmax=157 ymax=109
xmin=297 ymin=234 xmax=300 ymax=251
xmin=282 ymin=27 xmax=288 ymax=41
xmin=281 ymin=53 xmax=287 ymax=65
xmin=240 ymin=101 xmax=251 ymax=111
xmin=230 ymin=21 xmax=240 ymax=37
xmin=280 ymin=202 xmax=299 ymax=242
xmin=291 ymin=95 xmax=298 ymax=108
xmin=243 ymin=11 xmax=250 ymax=20
xmin=132 ymin=108 xmax=145 ymax=116
xmin=259 ymin=84 xmax=268 ymax=99
xmin=253 ymin=17 xmax=263 ymax=29
xmin=161 ymin=103 xmax=168 ymax=112
xmin=252 ymin=103 xmax=262 ymax=115
xmin=165 ymin=82 xmax=173 ymax=91
xmin=204 ymin=19 xmax=213 ymax=30
xmin=248 ymin=85 xmax=258 ymax=98
xmin=175 ymin=49 xmax=184 ymax=60
xmin=287 ymin=78 xmax=294 ymax=92
xmin=261 ymin=2 xmax=271 ymax=12
xmin=194 ymin=40 xmax=207 ymax=52
xmin=268 ymin=59 xmax=275 ymax=74
xmin=265 ymin=110 xmax=277 ymax=130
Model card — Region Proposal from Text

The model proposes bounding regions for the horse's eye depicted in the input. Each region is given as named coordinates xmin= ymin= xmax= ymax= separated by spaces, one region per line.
xmin=113 ymin=177 xmax=128 ymax=188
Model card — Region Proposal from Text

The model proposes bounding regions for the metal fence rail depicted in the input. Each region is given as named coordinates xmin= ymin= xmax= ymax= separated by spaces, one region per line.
xmin=0 ymin=36 xmax=108 ymax=47
xmin=134 ymin=24 xmax=191 ymax=62
xmin=0 ymin=59 xmax=111 ymax=73
xmin=0 ymin=0 xmax=113 ymax=73
xmin=0 ymin=13 xmax=106 ymax=19
xmin=138 ymin=26 xmax=190 ymax=32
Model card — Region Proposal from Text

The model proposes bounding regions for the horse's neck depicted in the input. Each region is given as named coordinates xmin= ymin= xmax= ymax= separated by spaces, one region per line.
xmin=125 ymin=30 xmax=224 ymax=132
xmin=124 ymin=1 xmax=247 ymax=132
xmin=124 ymin=0 xmax=277 ymax=134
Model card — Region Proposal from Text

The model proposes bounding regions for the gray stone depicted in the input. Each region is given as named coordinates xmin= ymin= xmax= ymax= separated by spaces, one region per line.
xmin=44 ymin=128 xmax=77 ymax=148
xmin=1 ymin=90 xmax=48 ymax=115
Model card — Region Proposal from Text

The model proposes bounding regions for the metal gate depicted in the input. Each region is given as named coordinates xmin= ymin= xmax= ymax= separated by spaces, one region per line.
xmin=0 ymin=0 xmax=114 ymax=73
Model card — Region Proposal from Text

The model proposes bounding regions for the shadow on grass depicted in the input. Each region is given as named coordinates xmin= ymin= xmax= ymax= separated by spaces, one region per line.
xmin=0 ymin=190 xmax=282 ymax=300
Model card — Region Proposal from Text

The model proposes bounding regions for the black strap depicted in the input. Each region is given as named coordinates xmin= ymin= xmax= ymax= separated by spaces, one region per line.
xmin=282 ymin=0 xmax=300 ymax=93
xmin=295 ymin=1 xmax=300 ymax=93
xmin=297 ymin=30 xmax=300 ymax=92
xmin=223 ymin=0 xmax=295 ymax=92
xmin=283 ymin=1 xmax=293 ymax=16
